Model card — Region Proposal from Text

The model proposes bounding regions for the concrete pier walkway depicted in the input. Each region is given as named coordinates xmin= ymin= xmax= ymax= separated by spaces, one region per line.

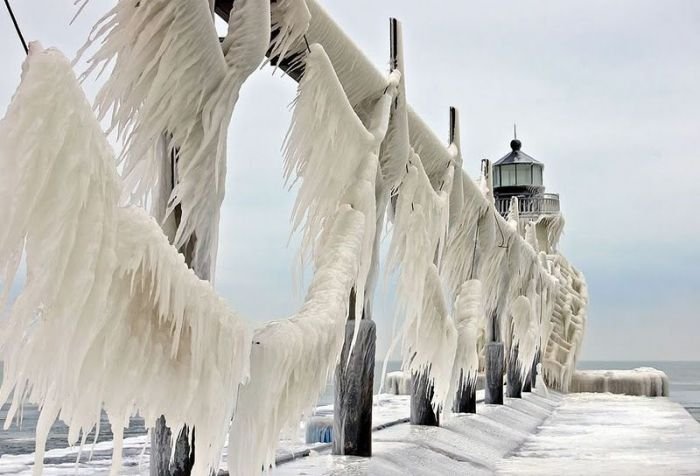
xmin=277 ymin=390 xmax=700 ymax=475
xmin=498 ymin=393 xmax=700 ymax=475
xmin=2 ymin=390 xmax=699 ymax=474
xmin=275 ymin=391 xmax=564 ymax=475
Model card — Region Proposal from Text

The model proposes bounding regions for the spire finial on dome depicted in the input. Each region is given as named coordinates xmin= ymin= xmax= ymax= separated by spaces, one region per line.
xmin=511 ymin=124 xmax=522 ymax=150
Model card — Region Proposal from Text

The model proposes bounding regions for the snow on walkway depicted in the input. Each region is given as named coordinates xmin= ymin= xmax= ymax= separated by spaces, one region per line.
xmin=497 ymin=393 xmax=700 ymax=475
xmin=5 ymin=392 xmax=697 ymax=475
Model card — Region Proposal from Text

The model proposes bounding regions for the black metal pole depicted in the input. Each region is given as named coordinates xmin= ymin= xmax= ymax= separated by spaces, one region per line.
xmin=3 ymin=0 xmax=28 ymax=54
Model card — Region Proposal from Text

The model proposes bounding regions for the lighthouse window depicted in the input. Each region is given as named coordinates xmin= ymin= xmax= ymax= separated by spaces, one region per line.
xmin=533 ymin=165 xmax=543 ymax=186
xmin=516 ymin=164 xmax=532 ymax=185
xmin=493 ymin=167 xmax=501 ymax=187
xmin=500 ymin=164 xmax=516 ymax=186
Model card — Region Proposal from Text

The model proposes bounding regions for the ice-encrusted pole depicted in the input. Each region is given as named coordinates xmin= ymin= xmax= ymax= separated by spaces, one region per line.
xmin=482 ymin=159 xmax=505 ymax=405
xmin=485 ymin=314 xmax=505 ymax=404
xmin=333 ymin=17 xmax=405 ymax=457
xmin=151 ymin=148 xmax=197 ymax=476
xmin=506 ymin=344 xmax=523 ymax=398
xmin=449 ymin=107 xmax=477 ymax=414
xmin=333 ymin=290 xmax=376 ymax=456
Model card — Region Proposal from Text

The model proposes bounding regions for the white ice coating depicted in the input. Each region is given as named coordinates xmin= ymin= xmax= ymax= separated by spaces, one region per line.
xmin=509 ymin=295 xmax=538 ymax=380
xmin=228 ymin=205 xmax=365 ymax=476
xmin=541 ymin=254 xmax=588 ymax=391
xmin=267 ymin=0 xmax=311 ymax=69
xmin=228 ymin=45 xmax=399 ymax=475
xmin=78 ymin=0 xmax=271 ymax=279
xmin=570 ymin=368 xmax=669 ymax=397
xmin=280 ymin=4 xmax=588 ymax=398
xmin=0 ymin=47 xmax=251 ymax=476
xmin=387 ymin=151 xmax=459 ymax=409
xmin=449 ymin=279 xmax=484 ymax=398
xmin=0 ymin=2 xmax=593 ymax=473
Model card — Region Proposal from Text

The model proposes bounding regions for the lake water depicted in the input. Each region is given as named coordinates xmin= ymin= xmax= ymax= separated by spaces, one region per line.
xmin=1 ymin=360 xmax=698 ymax=457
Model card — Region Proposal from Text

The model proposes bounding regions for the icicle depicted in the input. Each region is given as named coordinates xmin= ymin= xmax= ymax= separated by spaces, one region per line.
xmin=449 ymin=279 xmax=484 ymax=404
xmin=386 ymin=147 xmax=457 ymax=410
xmin=403 ymin=264 xmax=458 ymax=411
xmin=510 ymin=295 xmax=538 ymax=381
xmin=228 ymin=205 xmax=365 ymax=476
xmin=228 ymin=44 xmax=399 ymax=475
xmin=0 ymin=47 xmax=251 ymax=476
xmin=507 ymin=196 xmax=520 ymax=231
xmin=267 ymin=0 xmax=311 ymax=70
xmin=78 ymin=0 xmax=271 ymax=279
xmin=283 ymin=44 xmax=374 ymax=266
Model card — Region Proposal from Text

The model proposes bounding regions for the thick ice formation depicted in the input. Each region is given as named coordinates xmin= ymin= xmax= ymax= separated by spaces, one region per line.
xmin=268 ymin=0 xmax=311 ymax=69
xmin=570 ymin=368 xmax=669 ymax=396
xmin=387 ymin=152 xmax=459 ymax=409
xmin=0 ymin=46 xmax=251 ymax=476
xmin=228 ymin=44 xmax=400 ymax=475
xmin=449 ymin=279 xmax=484 ymax=399
xmin=541 ymin=254 xmax=588 ymax=391
xmin=228 ymin=205 xmax=364 ymax=475
xmin=78 ymin=0 xmax=271 ymax=279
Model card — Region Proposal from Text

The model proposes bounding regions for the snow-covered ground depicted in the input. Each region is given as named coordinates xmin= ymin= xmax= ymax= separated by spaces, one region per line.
xmin=0 ymin=395 xmax=415 ymax=475
xmin=497 ymin=393 xmax=700 ymax=475
xmin=275 ymin=390 xmax=561 ymax=475
xmin=3 ymin=391 xmax=698 ymax=475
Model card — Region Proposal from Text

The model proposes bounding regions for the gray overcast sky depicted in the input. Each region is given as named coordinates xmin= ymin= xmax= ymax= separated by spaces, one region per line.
xmin=1 ymin=1 xmax=698 ymax=360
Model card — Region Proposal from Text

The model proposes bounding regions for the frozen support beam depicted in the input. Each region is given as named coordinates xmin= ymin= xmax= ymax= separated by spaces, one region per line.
xmin=523 ymin=352 xmax=538 ymax=392
xmin=522 ymin=371 xmax=532 ymax=393
xmin=334 ymin=15 xmax=406 ymax=454
xmin=333 ymin=300 xmax=376 ymax=456
xmin=485 ymin=343 xmax=504 ymax=404
xmin=411 ymin=370 xmax=440 ymax=426
xmin=507 ymin=345 xmax=523 ymax=398
xmin=150 ymin=151 xmax=197 ymax=476
xmin=449 ymin=107 xmax=476 ymax=415
xmin=453 ymin=370 xmax=477 ymax=414
xmin=485 ymin=309 xmax=504 ymax=405
xmin=394 ymin=17 xmax=436 ymax=427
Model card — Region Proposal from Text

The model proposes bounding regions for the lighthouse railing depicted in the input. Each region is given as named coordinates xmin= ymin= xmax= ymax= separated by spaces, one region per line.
xmin=495 ymin=193 xmax=560 ymax=218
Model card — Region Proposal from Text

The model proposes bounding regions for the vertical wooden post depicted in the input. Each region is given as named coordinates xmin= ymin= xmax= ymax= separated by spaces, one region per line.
xmin=530 ymin=351 xmax=540 ymax=389
xmin=333 ymin=290 xmax=376 ymax=456
xmin=485 ymin=343 xmax=504 ymax=404
xmin=453 ymin=370 xmax=477 ymax=414
xmin=150 ymin=149 xmax=197 ymax=476
xmin=411 ymin=370 xmax=439 ymax=426
xmin=523 ymin=349 xmax=537 ymax=393
xmin=507 ymin=345 xmax=523 ymax=398
xmin=449 ymin=107 xmax=476 ymax=414
xmin=392 ymin=17 xmax=436 ymax=428
xmin=522 ymin=367 xmax=532 ymax=393
xmin=485 ymin=311 xmax=504 ymax=404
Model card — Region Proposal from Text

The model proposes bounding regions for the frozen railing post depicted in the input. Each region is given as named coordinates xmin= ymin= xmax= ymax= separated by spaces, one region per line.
xmin=483 ymin=158 xmax=505 ymax=405
xmin=485 ymin=309 xmax=504 ymax=404
xmin=506 ymin=344 xmax=523 ymax=398
xmin=523 ymin=350 xmax=539 ymax=392
xmin=391 ymin=19 xmax=440 ymax=426
xmin=333 ymin=15 xmax=407 ymax=457
xmin=450 ymin=107 xmax=476 ymax=414
xmin=333 ymin=289 xmax=376 ymax=456
xmin=151 ymin=149 xmax=197 ymax=476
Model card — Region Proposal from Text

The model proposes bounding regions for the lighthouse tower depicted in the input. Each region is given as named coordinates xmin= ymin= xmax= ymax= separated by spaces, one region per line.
xmin=492 ymin=134 xmax=560 ymax=220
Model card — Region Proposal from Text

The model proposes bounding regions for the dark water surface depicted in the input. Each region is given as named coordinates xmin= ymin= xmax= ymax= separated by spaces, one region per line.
xmin=1 ymin=360 xmax=698 ymax=457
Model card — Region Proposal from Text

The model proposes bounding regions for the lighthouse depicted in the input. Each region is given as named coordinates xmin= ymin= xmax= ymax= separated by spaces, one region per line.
xmin=492 ymin=135 xmax=560 ymax=220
